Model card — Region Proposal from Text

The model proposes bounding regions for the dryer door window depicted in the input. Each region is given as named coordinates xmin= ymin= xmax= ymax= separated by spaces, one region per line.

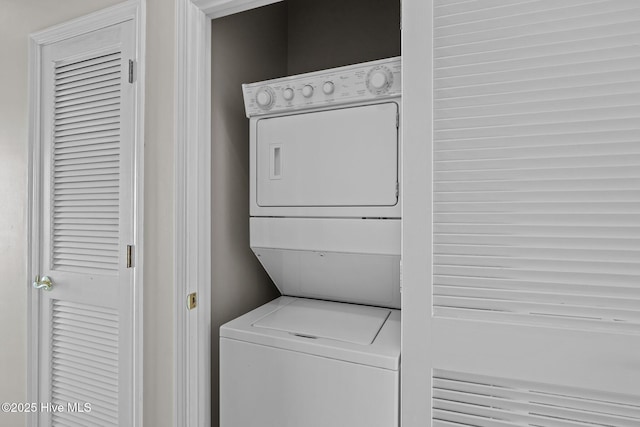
xmin=256 ymin=102 xmax=398 ymax=207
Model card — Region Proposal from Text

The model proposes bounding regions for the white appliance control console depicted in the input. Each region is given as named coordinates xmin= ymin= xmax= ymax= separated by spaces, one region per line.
xmin=243 ymin=57 xmax=401 ymax=117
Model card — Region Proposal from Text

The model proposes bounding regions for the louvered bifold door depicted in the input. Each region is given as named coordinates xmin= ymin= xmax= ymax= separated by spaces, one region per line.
xmin=401 ymin=1 xmax=640 ymax=426
xmin=37 ymin=21 xmax=135 ymax=427
xmin=432 ymin=0 xmax=640 ymax=334
xmin=52 ymin=51 xmax=123 ymax=274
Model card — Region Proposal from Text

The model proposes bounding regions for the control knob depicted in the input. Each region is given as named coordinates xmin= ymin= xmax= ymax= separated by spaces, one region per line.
xmin=322 ymin=81 xmax=335 ymax=95
xmin=366 ymin=66 xmax=393 ymax=95
xmin=302 ymin=85 xmax=314 ymax=98
xmin=283 ymin=87 xmax=295 ymax=101
xmin=255 ymin=87 xmax=275 ymax=110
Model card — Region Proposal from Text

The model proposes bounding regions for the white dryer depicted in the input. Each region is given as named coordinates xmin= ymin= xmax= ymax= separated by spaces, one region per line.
xmin=220 ymin=57 xmax=402 ymax=427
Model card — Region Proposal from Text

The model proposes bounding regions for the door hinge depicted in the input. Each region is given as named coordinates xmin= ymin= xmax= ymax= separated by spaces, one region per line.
xmin=126 ymin=245 xmax=134 ymax=268
xmin=128 ymin=59 xmax=135 ymax=84
xmin=187 ymin=292 xmax=197 ymax=310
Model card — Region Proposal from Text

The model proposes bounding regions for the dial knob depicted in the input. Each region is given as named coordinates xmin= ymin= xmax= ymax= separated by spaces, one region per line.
xmin=283 ymin=87 xmax=295 ymax=101
xmin=370 ymin=71 xmax=388 ymax=89
xmin=366 ymin=66 xmax=393 ymax=95
xmin=302 ymin=85 xmax=314 ymax=98
xmin=255 ymin=87 xmax=274 ymax=109
xmin=322 ymin=81 xmax=335 ymax=95
xmin=256 ymin=91 xmax=271 ymax=106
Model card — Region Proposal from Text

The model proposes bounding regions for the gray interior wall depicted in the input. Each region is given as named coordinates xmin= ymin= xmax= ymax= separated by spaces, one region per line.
xmin=287 ymin=0 xmax=400 ymax=74
xmin=210 ymin=4 xmax=287 ymax=426
xmin=145 ymin=0 xmax=177 ymax=424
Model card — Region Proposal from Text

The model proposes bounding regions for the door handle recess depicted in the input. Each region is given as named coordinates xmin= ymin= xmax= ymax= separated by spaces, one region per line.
xmin=269 ymin=144 xmax=282 ymax=179
xmin=33 ymin=275 xmax=53 ymax=291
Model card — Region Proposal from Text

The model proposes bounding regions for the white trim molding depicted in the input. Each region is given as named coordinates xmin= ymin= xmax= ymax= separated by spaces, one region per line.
xmin=400 ymin=1 xmax=432 ymax=426
xmin=174 ymin=0 xmax=283 ymax=426
xmin=174 ymin=1 xmax=211 ymax=426
xmin=193 ymin=0 xmax=282 ymax=18
xmin=27 ymin=2 xmax=145 ymax=426
xmin=26 ymin=32 xmax=43 ymax=427
xmin=132 ymin=2 xmax=146 ymax=425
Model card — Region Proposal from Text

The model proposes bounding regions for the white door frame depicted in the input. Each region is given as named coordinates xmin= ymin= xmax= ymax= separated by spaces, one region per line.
xmin=173 ymin=0 xmax=282 ymax=426
xmin=399 ymin=1 xmax=431 ymax=425
xmin=27 ymin=2 xmax=145 ymax=425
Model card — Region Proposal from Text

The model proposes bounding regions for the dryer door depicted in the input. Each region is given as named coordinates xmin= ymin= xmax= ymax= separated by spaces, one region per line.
xmin=255 ymin=102 xmax=398 ymax=207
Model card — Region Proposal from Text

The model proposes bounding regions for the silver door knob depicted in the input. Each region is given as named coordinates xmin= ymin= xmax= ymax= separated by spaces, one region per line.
xmin=33 ymin=275 xmax=53 ymax=291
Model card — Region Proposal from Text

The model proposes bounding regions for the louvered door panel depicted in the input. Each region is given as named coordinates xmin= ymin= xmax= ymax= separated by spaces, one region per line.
xmin=52 ymin=52 xmax=122 ymax=275
xmin=433 ymin=0 xmax=640 ymax=333
xmin=433 ymin=370 xmax=640 ymax=427
xmin=402 ymin=1 xmax=640 ymax=425
xmin=51 ymin=300 xmax=119 ymax=426
xmin=36 ymin=20 xmax=135 ymax=427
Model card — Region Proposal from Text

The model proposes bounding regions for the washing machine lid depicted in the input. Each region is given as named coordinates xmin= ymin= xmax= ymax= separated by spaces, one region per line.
xmin=253 ymin=298 xmax=390 ymax=345
xmin=220 ymin=297 xmax=400 ymax=370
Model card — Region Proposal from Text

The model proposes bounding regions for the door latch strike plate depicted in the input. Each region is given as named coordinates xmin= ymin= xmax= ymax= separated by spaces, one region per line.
xmin=126 ymin=245 xmax=133 ymax=268
xmin=187 ymin=292 xmax=197 ymax=310
xmin=128 ymin=59 xmax=134 ymax=83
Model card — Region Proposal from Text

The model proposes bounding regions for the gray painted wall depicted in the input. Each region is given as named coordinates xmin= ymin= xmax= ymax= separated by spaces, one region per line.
xmin=144 ymin=0 xmax=176 ymax=424
xmin=287 ymin=0 xmax=401 ymax=74
xmin=210 ymin=5 xmax=287 ymax=425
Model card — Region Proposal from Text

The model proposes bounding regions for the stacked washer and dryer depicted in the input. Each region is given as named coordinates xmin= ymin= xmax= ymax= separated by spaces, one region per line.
xmin=220 ymin=57 xmax=402 ymax=427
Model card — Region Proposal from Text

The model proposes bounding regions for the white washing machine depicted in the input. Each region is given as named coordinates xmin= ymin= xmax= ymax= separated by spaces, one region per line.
xmin=220 ymin=57 xmax=402 ymax=427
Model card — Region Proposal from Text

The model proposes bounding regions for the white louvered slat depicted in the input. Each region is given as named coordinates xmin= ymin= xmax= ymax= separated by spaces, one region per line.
xmin=433 ymin=370 xmax=640 ymax=426
xmin=55 ymin=85 xmax=120 ymax=105
xmin=54 ymin=225 xmax=117 ymax=234
xmin=55 ymin=155 xmax=119 ymax=168
xmin=54 ymin=170 xmax=120 ymax=180
xmin=55 ymin=93 xmax=120 ymax=111
xmin=55 ymin=115 xmax=120 ymax=131
xmin=52 ymin=385 xmax=116 ymax=408
xmin=55 ymin=63 xmax=120 ymax=86
xmin=55 ymin=144 xmax=120 ymax=158
xmin=51 ymin=300 xmax=119 ymax=426
xmin=55 ymin=52 xmax=120 ymax=72
xmin=55 ymin=102 xmax=120 ymax=120
xmin=433 ymin=0 xmax=640 ymax=333
xmin=55 ymin=131 xmax=120 ymax=146
xmin=55 ymin=124 xmax=121 ymax=139
xmin=55 ymin=60 xmax=121 ymax=80
xmin=54 ymin=236 xmax=117 ymax=245
xmin=51 ymin=349 xmax=117 ymax=373
xmin=54 ymin=167 xmax=119 ymax=177
xmin=434 ymin=0 xmax=639 ymax=37
xmin=55 ymin=173 xmax=120 ymax=185
xmin=51 ymin=51 xmax=121 ymax=275
xmin=54 ymin=148 xmax=120 ymax=161
xmin=55 ymin=76 xmax=120 ymax=95
xmin=52 ymin=323 xmax=118 ymax=341
xmin=54 ymin=328 xmax=118 ymax=349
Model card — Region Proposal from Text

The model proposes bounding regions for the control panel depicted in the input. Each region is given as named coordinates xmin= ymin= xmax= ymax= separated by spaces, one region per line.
xmin=242 ymin=57 xmax=401 ymax=117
